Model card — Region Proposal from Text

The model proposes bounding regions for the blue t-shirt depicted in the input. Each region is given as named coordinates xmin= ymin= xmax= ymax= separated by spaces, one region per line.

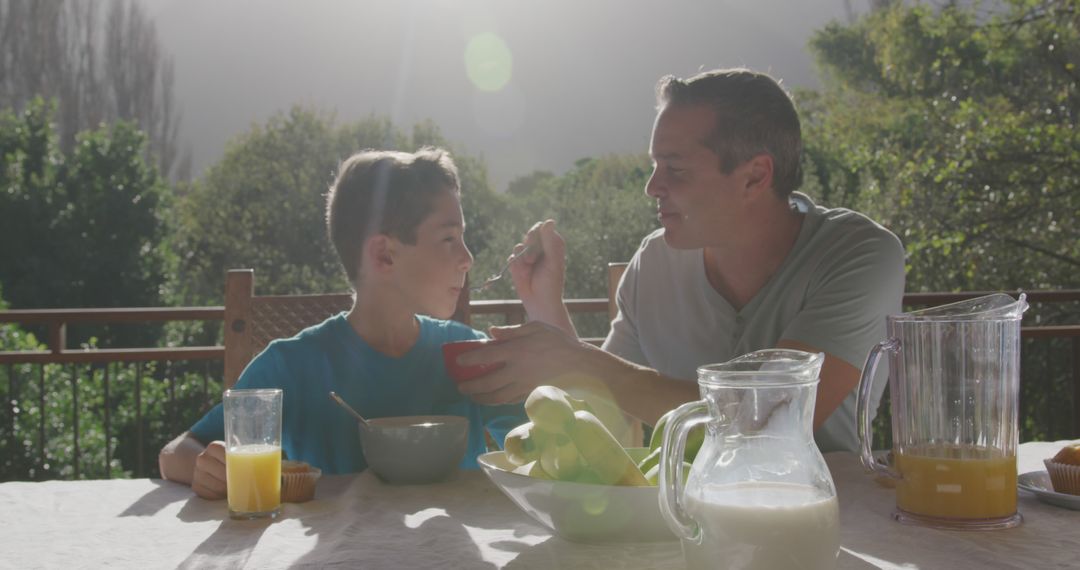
xmin=190 ymin=313 xmax=526 ymax=474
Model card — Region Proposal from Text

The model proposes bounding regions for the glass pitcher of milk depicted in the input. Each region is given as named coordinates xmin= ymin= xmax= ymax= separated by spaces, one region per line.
xmin=658 ymin=349 xmax=839 ymax=570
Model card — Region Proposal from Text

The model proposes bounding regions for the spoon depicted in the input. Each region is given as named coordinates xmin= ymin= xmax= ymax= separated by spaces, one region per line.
xmin=329 ymin=391 xmax=370 ymax=431
xmin=470 ymin=242 xmax=540 ymax=294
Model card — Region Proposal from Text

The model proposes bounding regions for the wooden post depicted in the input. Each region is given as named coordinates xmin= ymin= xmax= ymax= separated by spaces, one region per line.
xmin=452 ymin=274 xmax=471 ymax=325
xmin=223 ymin=269 xmax=254 ymax=389
xmin=507 ymin=306 xmax=526 ymax=325
xmin=607 ymin=262 xmax=628 ymax=322
xmin=1074 ymin=337 xmax=1080 ymax=437
xmin=49 ymin=322 xmax=66 ymax=355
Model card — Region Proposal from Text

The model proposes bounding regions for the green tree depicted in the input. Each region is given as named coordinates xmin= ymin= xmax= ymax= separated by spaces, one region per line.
xmin=0 ymin=0 xmax=189 ymax=180
xmin=0 ymin=284 xmax=42 ymax=479
xmin=800 ymin=0 xmax=1080 ymax=443
xmin=802 ymin=0 xmax=1080 ymax=293
xmin=167 ymin=107 xmax=504 ymax=306
xmin=478 ymin=155 xmax=658 ymax=337
xmin=0 ymin=98 xmax=169 ymax=345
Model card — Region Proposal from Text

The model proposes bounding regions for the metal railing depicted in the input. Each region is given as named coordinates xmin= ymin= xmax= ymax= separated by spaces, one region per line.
xmin=0 ymin=308 xmax=223 ymax=479
xmin=1 ymin=290 xmax=1078 ymax=480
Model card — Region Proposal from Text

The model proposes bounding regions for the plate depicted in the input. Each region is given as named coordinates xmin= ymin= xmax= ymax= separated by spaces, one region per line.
xmin=1018 ymin=471 xmax=1080 ymax=510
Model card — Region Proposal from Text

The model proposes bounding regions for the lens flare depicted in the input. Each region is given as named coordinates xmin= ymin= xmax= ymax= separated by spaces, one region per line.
xmin=465 ymin=33 xmax=512 ymax=92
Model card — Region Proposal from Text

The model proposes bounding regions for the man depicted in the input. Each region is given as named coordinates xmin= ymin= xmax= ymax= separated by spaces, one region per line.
xmin=457 ymin=68 xmax=905 ymax=452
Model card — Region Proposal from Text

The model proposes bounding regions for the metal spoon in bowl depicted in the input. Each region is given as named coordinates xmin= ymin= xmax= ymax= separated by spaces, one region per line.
xmin=329 ymin=391 xmax=370 ymax=431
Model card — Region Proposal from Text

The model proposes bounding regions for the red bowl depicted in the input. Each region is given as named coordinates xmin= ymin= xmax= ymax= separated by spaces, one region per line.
xmin=442 ymin=339 xmax=504 ymax=383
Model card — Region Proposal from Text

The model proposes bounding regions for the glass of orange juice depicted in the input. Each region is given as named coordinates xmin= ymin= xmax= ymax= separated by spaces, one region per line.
xmin=224 ymin=388 xmax=283 ymax=520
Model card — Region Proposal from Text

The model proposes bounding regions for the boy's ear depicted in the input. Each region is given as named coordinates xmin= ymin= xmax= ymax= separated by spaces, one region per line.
xmin=364 ymin=234 xmax=396 ymax=274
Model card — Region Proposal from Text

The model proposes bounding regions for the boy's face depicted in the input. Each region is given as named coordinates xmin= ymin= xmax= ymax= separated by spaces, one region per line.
xmin=391 ymin=188 xmax=473 ymax=319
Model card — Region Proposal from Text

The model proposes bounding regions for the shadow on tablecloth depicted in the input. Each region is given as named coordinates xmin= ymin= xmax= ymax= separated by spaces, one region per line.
xmin=118 ymin=479 xmax=189 ymax=518
xmin=172 ymin=488 xmax=272 ymax=568
xmin=287 ymin=472 xmax=501 ymax=569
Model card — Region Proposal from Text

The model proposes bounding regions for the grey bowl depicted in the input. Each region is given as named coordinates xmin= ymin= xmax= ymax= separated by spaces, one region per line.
xmin=358 ymin=415 xmax=469 ymax=485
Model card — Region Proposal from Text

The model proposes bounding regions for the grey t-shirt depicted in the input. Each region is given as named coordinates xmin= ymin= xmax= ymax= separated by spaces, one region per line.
xmin=603 ymin=192 xmax=905 ymax=452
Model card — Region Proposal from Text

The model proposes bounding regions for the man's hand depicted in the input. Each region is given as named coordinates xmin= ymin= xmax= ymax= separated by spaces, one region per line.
xmin=457 ymin=321 xmax=699 ymax=427
xmin=191 ymin=441 xmax=227 ymax=500
xmin=456 ymin=321 xmax=596 ymax=405
xmin=508 ymin=220 xmax=574 ymax=333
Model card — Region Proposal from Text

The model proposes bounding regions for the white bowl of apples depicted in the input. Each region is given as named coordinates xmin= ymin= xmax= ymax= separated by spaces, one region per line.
xmin=477 ymin=386 xmax=677 ymax=544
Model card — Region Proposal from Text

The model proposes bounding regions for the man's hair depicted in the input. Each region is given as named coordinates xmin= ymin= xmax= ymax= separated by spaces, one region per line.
xmin=326 ymin=147 xmax=461 ymax=283
xmin=656 ymin=68 xmax=803 ymax=197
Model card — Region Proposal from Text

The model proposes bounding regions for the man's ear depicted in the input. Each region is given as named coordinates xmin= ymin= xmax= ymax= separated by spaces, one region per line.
xmin=364 ymin=234 xmax=396 ymax=274
xmin=743 ymin=154 xmax=774 ymax=196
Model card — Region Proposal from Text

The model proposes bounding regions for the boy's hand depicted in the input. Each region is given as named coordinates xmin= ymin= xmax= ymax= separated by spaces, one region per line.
xmin=508 ymin=219 xmax=566 ymax=319
xmin=192 ymin=441 xmax=227 ymax=500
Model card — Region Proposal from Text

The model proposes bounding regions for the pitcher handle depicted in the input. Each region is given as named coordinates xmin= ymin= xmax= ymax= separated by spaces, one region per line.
xmin=658 ymin=400 xmax=708 ymax=543
xmin=857 ymin=337 xmax=901 ymax=479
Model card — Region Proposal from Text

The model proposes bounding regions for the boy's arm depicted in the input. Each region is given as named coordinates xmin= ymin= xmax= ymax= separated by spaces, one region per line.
xmin=159 ymin=343 xmax=286 ymax=497
xmin=159 ymin=431 xmax=228 ymax=499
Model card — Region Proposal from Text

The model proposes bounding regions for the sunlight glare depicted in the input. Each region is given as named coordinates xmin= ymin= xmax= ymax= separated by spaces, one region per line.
xmin=404 ymin=507 xmax=450 ymax=528
xmin=465 ymin=33 xmax=513 ymax=92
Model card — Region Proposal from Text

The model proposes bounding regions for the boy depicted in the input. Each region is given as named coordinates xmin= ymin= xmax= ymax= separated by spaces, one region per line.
xmin=158 ymin=147 xmax=525 ymax=499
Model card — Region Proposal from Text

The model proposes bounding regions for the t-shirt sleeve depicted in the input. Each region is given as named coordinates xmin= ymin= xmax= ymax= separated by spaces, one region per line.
xmin=780 ymin=226 xmax=906 ymax=369
xmin=189 ymin=345 xmax=287 ymax=444
xmin=602 ymin=249 xmax=649 ymax=366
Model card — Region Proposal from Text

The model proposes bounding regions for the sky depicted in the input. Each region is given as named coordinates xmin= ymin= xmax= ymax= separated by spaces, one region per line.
xmin=142 ymin=0 xmax=861 ymax=191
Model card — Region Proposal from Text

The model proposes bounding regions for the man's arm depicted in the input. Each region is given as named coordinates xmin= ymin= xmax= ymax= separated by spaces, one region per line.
xmin=466 ymin=220 xmax=693 ymax=426
xmin=158 ymin=431 xmax=228 ymax=499
xmin=457 ymin=321 xmax=697 ymax=427
xmin=776 ymin=340 xmax=861 ymax=430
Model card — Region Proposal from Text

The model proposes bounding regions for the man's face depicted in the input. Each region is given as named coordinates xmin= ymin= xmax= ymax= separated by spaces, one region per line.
xmin=391 ymin=189 xmax=473 ymax=319
xmin=646 ymin=103 xmax=744 ymax=249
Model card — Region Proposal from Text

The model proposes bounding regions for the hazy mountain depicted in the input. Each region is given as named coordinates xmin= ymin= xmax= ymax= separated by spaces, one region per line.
xmin=142 ymin=0 xmax=863 ymax=191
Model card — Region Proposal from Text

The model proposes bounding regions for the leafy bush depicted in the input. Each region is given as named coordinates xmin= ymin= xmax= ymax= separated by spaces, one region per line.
xmin=1 ymin=310 xmax=221 ymax=481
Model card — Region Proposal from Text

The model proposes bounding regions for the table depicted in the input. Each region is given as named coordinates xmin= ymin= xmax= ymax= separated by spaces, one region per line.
xmin=1 ymin=442 xmax=1077 ymax=569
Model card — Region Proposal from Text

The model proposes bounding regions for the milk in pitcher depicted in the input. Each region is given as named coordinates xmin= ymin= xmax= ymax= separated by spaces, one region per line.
xmin=683 ymin=482 xmax=839 ymax=570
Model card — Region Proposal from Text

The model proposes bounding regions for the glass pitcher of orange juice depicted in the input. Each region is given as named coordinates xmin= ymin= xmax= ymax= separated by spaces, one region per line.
xmin=856 ymin=293 xmax=1028 ymax=530
xmin=659 ymin=350 xmax=839 ymax=570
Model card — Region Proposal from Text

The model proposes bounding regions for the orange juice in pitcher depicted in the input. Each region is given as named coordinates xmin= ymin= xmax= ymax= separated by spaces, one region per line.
xmin=894 ymin=444 xmax=1017 ymax=520
xmin=856 ymin=294 xmax=1027 ymax=530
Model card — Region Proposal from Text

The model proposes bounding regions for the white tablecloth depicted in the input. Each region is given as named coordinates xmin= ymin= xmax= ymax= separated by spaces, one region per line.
xmin=1 ymin=442 xmax=1077 ymax=569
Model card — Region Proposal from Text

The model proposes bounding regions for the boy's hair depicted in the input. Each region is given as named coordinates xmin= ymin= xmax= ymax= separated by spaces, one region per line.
xmin=656 ymin=68 xmax=803 ymax=197
xmin=326 ymin=147 xmax=461 ymax=283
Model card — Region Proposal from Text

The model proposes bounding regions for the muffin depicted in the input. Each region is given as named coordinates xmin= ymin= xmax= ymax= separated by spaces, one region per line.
xmin=281 ymin=460 xmax=322 ymax=503
xmin=1044 ymin=443 xmax=1080 ymax=496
